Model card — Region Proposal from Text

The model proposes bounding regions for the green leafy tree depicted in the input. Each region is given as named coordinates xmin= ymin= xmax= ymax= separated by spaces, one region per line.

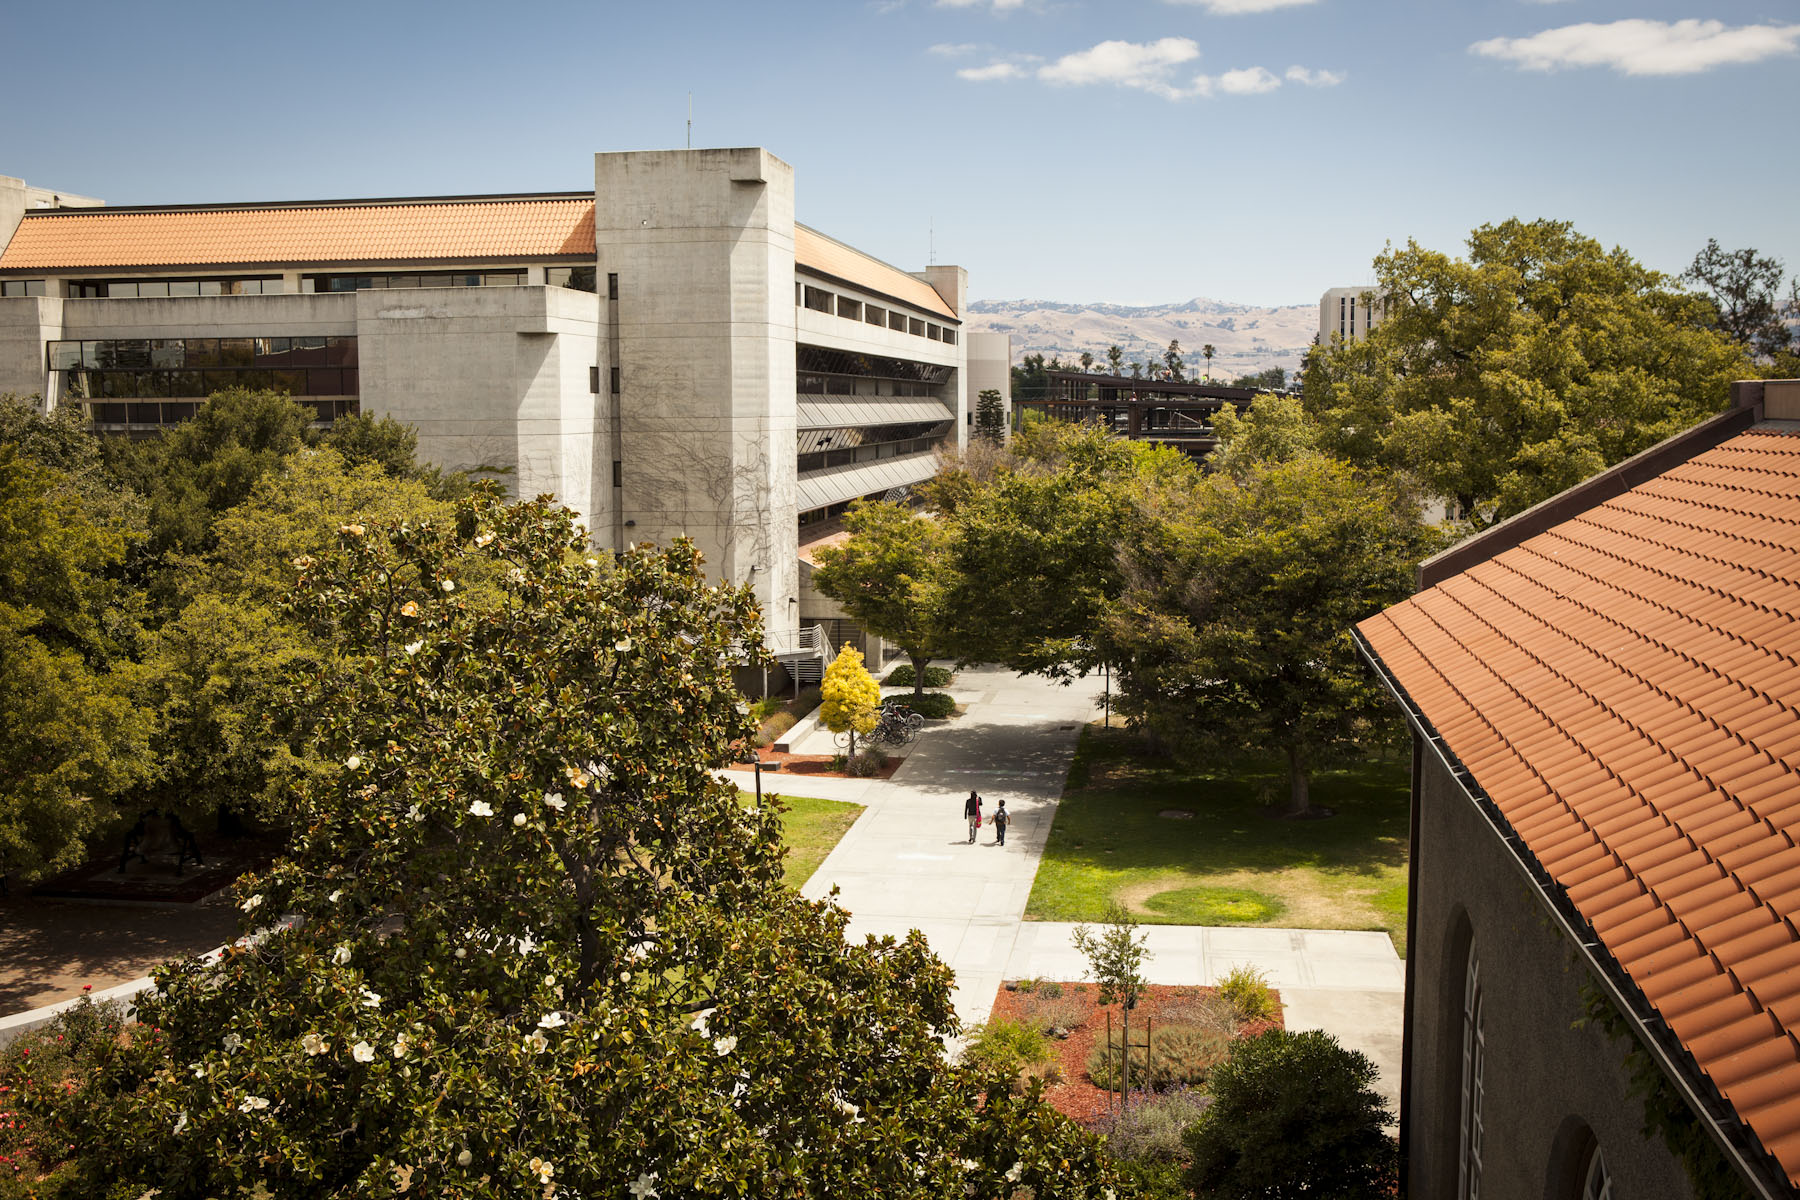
xmin=811 ymin=503 xmax=950 ymax=700
xmin=1079 ymin=351 xmax=1095 ymax=373
xmin=1106 ymin=345 xmax=1124 ymax=376
xmin=819 ymin=643 xmax=881 ymax=755
xmin=1011 ymin=352 xmax=1050 ymax=406
xmin=1201 ymin=343 xmax=1215 ymax=381
xmin=1130 ymin=362 xmax=1143 ymax=380
xmin=1106 ymin=451 xmax=1437 ymax=815
xmin=1184 ymin=1029 xmax=1397 ymax=1199
xmin=320 ymin=411 xmax=420 ymax=479
xmin=1164 ymin=340 xmax=1184 ymax=382
xmin=1072 ymin=904 xmax=1151 ymax=1106
xmin=63 ymin=491 xmax=1118 ymax=1199
xmin=974 ymin=388 xmax=1007 ymax=444
xmin=1304 ymin=218 xmax=1751 ymax=526
xmin=1683 ymin=238 xmax=1792 ymax=359
xmin=1228 ymin=366 xmax=1286 ymax=390
xmin=1207 ymin=394 xmax=1320 ymax=478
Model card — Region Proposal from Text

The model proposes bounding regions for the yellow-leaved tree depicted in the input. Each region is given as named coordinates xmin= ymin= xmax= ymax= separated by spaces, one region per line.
xmin=819 ymin=644 xmax=880 ymax=755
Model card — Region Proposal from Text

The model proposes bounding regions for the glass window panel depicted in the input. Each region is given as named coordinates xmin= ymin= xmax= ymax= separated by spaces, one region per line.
xmin=272 ymin=369 xmax=306 ymax=395
xmin=219 ymin=338 xmax=253 ymax=367
xmin=183 ymin=338 xmax=220 ymax=367
xmin=328 ymin=337 xmax=357 ymax=365
xmin=137 ymin=281 xmax=170 ymax=298
xmin=168 ymin=370 xmax=204 ymax=397
xmin=127 ymin=402 xmax=162 ymax=424
xmin=103 ymin=341 xmax=152 ymax=368
xmin=98 ymin=372 xmax=133 ymax=398
xmin=386 ymin=275 xmax=418 ymax=289
xmin=162 ymin=402 xmax=199 ymax=422
xmin=93 ymin=403 xmax=129 ymax=423
xmin=168 ymin=280 xmax=199 ymax=297
xmin=47 ymin=342 xmax=83 ymax=371
xmin=300 ymin=278 xmax=318 ymax=294
xmin=138 ymin=372 xmax=172 ymax=398
xmin=238 ymin=369 xmax=272 ymax=391
xmin=307 ymin=369 xmax=344 ymax=396
xmin=150 ymin=339 xmax=184 ymax=368
xmin=109 ymin=282 xmax=140 ymax=298
xmin=199 ymin=280 xmax=224 ymax=296
xmin=889 ymin=311 xmax=906 ymax=331
xmin=418 ymin=273 xmax=452 ymax=288
xmin=342 ymin=369 xmax=358 ymax=394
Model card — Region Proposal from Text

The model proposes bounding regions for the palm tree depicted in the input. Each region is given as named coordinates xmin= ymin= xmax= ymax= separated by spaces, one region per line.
xmin=1202 ymin=344 xmax=1216 ymax=381
xmin=1106 ymin=344 xmax=1124 ymax=376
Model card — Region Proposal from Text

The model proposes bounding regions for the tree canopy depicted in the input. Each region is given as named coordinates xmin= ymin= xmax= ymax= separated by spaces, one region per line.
xmin=810 ymin=502 xmax=949 ymax=698
xmin=65 ymin=492 xmax=1117 ymax=1198
xmin=1303 ymin=218 xmax=1751 ymax=526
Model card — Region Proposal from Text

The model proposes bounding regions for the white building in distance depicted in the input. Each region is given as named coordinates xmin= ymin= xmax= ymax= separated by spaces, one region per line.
xmin=0 ymin=151 xmax=1004 ymax=664
xmin=1319 ymin=285 xmax=1385 ymax=346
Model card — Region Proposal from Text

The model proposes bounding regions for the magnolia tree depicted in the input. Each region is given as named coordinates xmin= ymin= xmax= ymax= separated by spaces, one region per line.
xmin=67 ymin=491 xmax=1117 ymax=1199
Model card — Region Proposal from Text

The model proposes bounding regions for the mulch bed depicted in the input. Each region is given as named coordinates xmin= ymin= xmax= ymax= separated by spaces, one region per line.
xmin=33 ymin=834 xmax=284 ymax=905
xmin=989 ymin=981 xmax=1284 ymax=1125
xmin=726 ymin=751 xmax=905 ymax=780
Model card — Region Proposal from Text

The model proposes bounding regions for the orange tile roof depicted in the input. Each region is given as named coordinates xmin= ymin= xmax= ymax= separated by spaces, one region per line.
xmin=0 ymin=198 xmax=595 ymax=271
xmin=1359 ymin=427 xmax=1800 ymax=1185
xmin=795 ymin=225 xmax=957 ymax=322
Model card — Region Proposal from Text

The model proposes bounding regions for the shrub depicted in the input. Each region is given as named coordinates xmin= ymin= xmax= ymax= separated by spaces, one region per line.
xmin=1087 ymin=1022 xmax=1231 ymax=1092
xmin=1109 ymin=1089 xmax=1211 ymax=1165
xmin=750 ymin=696 xmax=786 ymax=722
xmin=1184 ymin=1029 xmax=1397 ymax=1200
xmin=847 ymin=748 xmax=886 ymax=777
xmin=0 ymin=994 xmax=133 ymax=1197
xmin=962 ymin=1017 xmax=1058 ymax=1092
xmin=789 ymin=685 xmax=823 ymax=718
xmin=888 ymin=691 xmax=955 ymax=719
xmin=752 ymin=710 xmax=798 ymax=749
xmin=1155 ymin=988 xmax=1239 ymax=1037
xmin=884 ymin=664 xmax=953 ymax=689
xmin=1019 ymin=991 xmax=1088 ymax=1038
xmin=830 ymin=753 xmax=848 ymax=773
xmin=1219 ymin=965 xmax=1278 ymax=1023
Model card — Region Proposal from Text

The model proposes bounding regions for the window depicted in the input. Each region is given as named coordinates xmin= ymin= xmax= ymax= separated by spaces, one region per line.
xmin=889 ymin=310 xmax=906 ymax=332
xmin=1 ymin=280 xmax=47 ymax=297
xmin=908 ymin=318 xmax=925 ymax=337
xmin=589 ymin=366 xmax=600 ymax=394
xmin=608 ymin=273 xmax=620 ymax=300
xmin=927 ymin=324 xmax=941 ymax=341
xmin=1459 ymin=954 xmax=1484 ymax=1199
xmin=547 ymin=266 xmax=597 ymax=292
xmin=301 ymin=271 xmax=524 ymax=292
xmin=65 ymin=276 xmax=280 ymax=298
xmin=837 ymin=297 xmax=862 ymax=322
xmin=941 ymin=327 xmax=956 ymax=345
xmin=610 ymin=367 xmax=621 ymax=395
xmin=612 ymin=461 xmax=622 ymax=488
xmin=47 ymin=335 xmax=359 ymax=428
xmin=1580 ymin=1145 xmax=1611 ymax=1200
xmin=803 ymin=286 xmax=834 ymax=314
xmin=864 ymin=304 xmax=885 ymax=327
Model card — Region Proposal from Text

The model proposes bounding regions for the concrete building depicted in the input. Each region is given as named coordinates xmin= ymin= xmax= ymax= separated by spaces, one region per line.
xmin=1319 ymin=284 xmax=1383 ymax=346
xmin=0 ymin=150 xmax=989 ymax=665
xmin=1357 ymin=380 xmax=1800 ymax=1200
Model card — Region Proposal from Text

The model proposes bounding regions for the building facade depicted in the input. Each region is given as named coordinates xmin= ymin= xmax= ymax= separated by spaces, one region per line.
xmin=0 ymin=150 xmax=995 ymax=643
xmin=1318 ymin=284 xmax=1383 ymax=346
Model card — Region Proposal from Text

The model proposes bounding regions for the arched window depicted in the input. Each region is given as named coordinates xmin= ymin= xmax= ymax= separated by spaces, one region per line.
xmin=1581 ymin=1143 xmax=1613 ymax=1200
xmin=1459 ymin=953 xmax=1485 ymax=1198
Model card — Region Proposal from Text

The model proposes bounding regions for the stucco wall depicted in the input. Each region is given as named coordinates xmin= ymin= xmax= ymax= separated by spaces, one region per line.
xmin=1408 ymin=755 xmax=1698 ymax=1199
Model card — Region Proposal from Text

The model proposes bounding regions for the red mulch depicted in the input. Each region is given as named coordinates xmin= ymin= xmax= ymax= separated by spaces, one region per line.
xmin=726 ymin=750 xmax=905 ymax=780
xmin=989 ymin=981 xmax=1284 ymax=1125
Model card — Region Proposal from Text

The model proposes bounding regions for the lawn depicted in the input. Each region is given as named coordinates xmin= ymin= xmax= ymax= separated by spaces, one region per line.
xmin=774 ymin=793 xmax=865 ymax=888
xmin=1026 ymin=725 xmax=1412 ymax=954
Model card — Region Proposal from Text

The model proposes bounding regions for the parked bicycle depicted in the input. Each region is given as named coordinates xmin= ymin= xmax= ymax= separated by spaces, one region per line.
xmin=834 ymin=702 xmax=928 ymax=751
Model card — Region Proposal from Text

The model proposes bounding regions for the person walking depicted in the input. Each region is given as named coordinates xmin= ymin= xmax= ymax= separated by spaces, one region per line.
xmin=963 ymin=790 xmax=982 ymax=844
xmin=993 ymin=799 xmax=1010 ymax=847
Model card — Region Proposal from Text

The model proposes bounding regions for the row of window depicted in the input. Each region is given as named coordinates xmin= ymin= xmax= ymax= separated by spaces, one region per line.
xmin=302 ymin=271 xmax=526 ymax=292
xmin=799 ymin=375 xmax=938 ymax=398
xmin=797 ymin=283 xmax=957 ymax=345
xmin=2 ymin=280 xmax=48 ymax=297
xmin=83 ymin=398 xmax=358 ymax=429
xmin=797 ymin=436 xmax=942 ymax=476
xmin=48 ymin=336 xmax=357 ymax=371
xmin=59 ymin=368 xmax=359 ymax=399
xmin=797 ymin=421 xmax=950 ymax=455
xmin=796 ymin=346 xmax=953 ymax=387
xmin=67 ymin=277 xmax=284 ymax=298
xmin=7 ymin=268 xmax=601 ymax=300
xmin=798 ymin=491 xmax=903 ymax=529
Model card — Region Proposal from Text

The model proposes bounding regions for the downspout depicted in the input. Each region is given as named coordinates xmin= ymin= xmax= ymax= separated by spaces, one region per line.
xmin=1354 ymin=628 xmax=1793 ymax=1200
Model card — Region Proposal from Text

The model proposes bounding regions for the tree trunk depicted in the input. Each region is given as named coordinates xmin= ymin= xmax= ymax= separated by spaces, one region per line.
xmin=1121 ymin=1003 xmax=1131 ymax=1114
xmin=1286 ymin=743 xmax=1311 ymax=817
xmin=910 ymin=651 xmax=929 ymax=700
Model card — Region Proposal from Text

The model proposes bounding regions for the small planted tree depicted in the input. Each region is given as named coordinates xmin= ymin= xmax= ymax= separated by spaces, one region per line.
xmin=974 ymin=389 xmax=1007 ymax=444
xmin=819 ymin=642 xmax=881 ymax=756
xmin=1184 ymin=1029 xmax=1397 ymax=1200
xmin=1073 ymin=903 xmax=1151 ymax=1112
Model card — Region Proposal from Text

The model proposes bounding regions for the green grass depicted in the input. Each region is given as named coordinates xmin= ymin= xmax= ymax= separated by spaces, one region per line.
xmin=1027 ymin=725 xmax=1411 ymax=954
xmin=775 ymin=794 xmax=865 ymax=888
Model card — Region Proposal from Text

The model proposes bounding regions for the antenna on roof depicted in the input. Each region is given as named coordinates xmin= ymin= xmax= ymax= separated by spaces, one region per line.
xmin=929 ymin=217 xmax=935 ymax=266
xmin=687 ymin=93 xmax=693 ymax=150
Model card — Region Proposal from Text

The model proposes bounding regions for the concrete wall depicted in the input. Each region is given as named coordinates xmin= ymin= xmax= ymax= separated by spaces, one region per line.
xmin=967 ymin=331 xmax=1011 ymax=442
xmin=594 ymin=147 xmax=799 ymax=628
xmin=0 ymin=296 xmax=61 ymax=402
xmin=1407 ymin=755 xmax=1698 ymax=1200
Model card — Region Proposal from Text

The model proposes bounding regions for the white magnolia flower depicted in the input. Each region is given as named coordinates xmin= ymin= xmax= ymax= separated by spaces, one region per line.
xmin=513 ymin=813 xmax=527 ymax=827
xmin=474 ymin=532 xmax=495 ymax=547
xmin=222 ymin=1033 xmax=243 ymax=1054
xmin=392 ymin=1032 xmax=409 ymax=1057
xmin=833 ymin=1095 xmax=860 ymax=1120
xmin=457 ymin=1148 xmax=473 ymax=1167
xmin=1103 ymin=1190 xmax=1117 ymax=1200
xmin=189 ymin=1061 xmax=206 ymax=1078
xmin=1006 ymin=1161 xmax=1025 ymax=1182
xmin=468 ymin=800 xmax=494 ymax=818
xmin=345 ymin=755 xmax=362 ymax=771
xmin=172 ymin=1109 xmax=188 ymax=1134
xmin=352 ymin=1040 xmax=375 ymax=1063
xmin=619 ymin=971 xmax=631 ymax=983
xmin=327 ymin=889 xmax=343 ymax=903
xmin=240 ymin=893 xmax=263 ymax=912
xmin=713 ymin=1035 xmax=738 ymax=1056
xmin=301 ymin=1032 xmax=327 ymax=1056
xmin=585 ymin=557 xmax=598 ymax=567
xmin=544 ymin=793 xmax=566 ymax=811
xmin=238 ymin=1095 xmax=271 ymax=1113
xmin=628 ymin=1172 xmax=660 ymax=1199
xmin=958 ymin=1158 xmax=980 ymax=1172
xmin=506 ymin=567 xmax=527 ymax=586
xmin=400 ymin=600 xmax=420 ymax=618
xmin=440 ymin=578 xmax=456 ymax=592
xmin=614 ymin=637 xmax=632 ymax=652
xmin=516 ymin=935 xmax=538 ymax=954
xmin=544 ymin=973 xmax=557 ymax=987
xmin=455 ymin=946 xmax=468 ymax=960
xmin=407 ymin=804 xmax=423 ymax=823
xmin=526 ymin=1030 xmax=549 ymax=1054
xmin=529 ymin=1156 xmax=554 ymax=1183
xmin=360 ymin=987 xmax=382 ymax=1009
xmin=689 ymin=1012 xmax=710 ymax=1036
xmin=332 ymin=943 xmax=353 ymax=966
xmin=404 ymin=640 xmax=423 ymax=655
xmin=538 ymin=1011 xmax=566 ymax=1029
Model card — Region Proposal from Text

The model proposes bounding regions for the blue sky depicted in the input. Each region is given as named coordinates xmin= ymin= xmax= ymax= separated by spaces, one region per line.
xmin=4 ymin=0 xmax=1797 ymax=307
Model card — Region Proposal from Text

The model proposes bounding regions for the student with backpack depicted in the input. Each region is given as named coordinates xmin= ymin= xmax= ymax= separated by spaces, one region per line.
xmin=963 ymin=791 xmax=982 ymax=844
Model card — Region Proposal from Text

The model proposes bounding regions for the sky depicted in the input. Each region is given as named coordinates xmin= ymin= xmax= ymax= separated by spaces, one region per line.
xmin=3 ymin=0 xmax=1797 ymax=308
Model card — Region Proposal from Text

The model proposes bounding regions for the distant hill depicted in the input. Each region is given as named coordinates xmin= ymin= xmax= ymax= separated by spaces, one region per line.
xmin=963 ymin=297 xmax=1318 ymax=381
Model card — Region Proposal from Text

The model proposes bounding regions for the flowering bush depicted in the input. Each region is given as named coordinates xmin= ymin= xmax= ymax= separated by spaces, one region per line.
xmin=61 ymin=490 xmax=1117 ymax=1199
xmin=818 ymin=645 xmax=880 ymax=754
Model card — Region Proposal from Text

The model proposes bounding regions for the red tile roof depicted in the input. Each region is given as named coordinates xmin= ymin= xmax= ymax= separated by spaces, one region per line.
xmin=0 ymin=198 xmax=596 ymax=271
xmin=1359 ymin=427 xmax=1800 ymax=1185
xmin=795 ymin=225 xmax=957 ymax=322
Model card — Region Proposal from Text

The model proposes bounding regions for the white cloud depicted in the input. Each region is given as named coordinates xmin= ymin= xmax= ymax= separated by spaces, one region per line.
xmin=1038 ymin=37 xmax=1202 ymax=98
xmin=1285 ymin=64 xmax=1345 ymax=87
xmin=937 ymin=0 xmax=1030 ymax=9
xmin=958 ymin=60 xmax=1028 ymax=80
xmin=1163 ymin=0 xmax=1317 ymax=12
xmin=1216 ymin=66 xmax=1282 ymax=94
xmin=930 ymin=42 xmax=980 ymax=56
xmin=1471 ymin=19 xmax=1800 ymax=76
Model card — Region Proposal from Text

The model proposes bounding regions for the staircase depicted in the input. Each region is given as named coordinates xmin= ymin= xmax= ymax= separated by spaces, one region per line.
xmin=767 ymin=624 xmax=832 ymax=688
